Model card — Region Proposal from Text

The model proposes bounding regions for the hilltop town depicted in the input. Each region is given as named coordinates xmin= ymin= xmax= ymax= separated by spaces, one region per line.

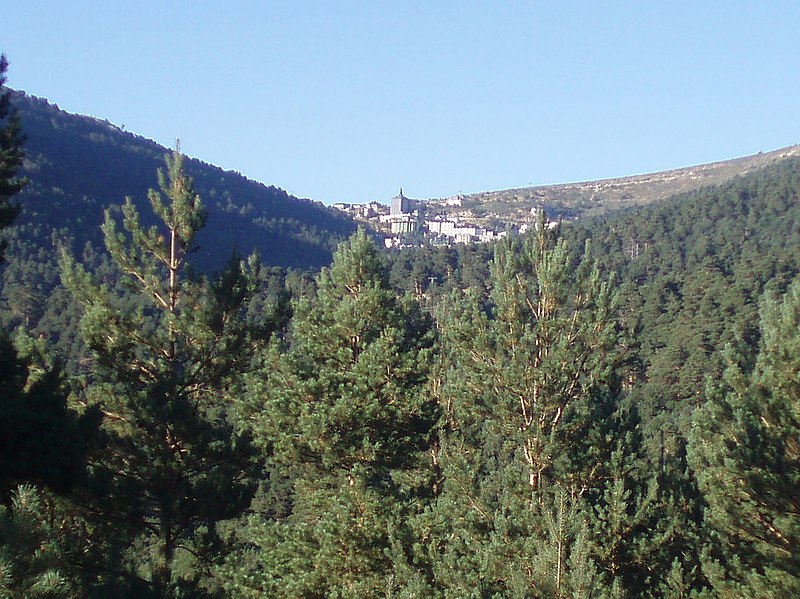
xmin=332 ymin=189 xmax=547 ymax=247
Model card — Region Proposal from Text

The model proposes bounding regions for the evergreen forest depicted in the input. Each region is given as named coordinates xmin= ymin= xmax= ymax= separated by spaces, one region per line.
xmin=2 ymin=56 xmax=800 ymax=598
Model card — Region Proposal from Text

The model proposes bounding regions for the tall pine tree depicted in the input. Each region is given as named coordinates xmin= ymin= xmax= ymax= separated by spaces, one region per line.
xmin=427 ymin=218 xmax=621 ymax=596
xmin=689 ymin=278 xmax=800 ymax=596
xmin=61 ymin=151 xmax=259 ymax=597
xmin=222 ymin=229 xmax=439 ymax=597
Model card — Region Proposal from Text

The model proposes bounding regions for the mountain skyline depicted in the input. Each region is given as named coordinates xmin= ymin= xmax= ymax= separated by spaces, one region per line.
xmin=13 ymin=87 xmax=800 ymax=220
xmin=4 ymin=3 xmax=800 ymax=205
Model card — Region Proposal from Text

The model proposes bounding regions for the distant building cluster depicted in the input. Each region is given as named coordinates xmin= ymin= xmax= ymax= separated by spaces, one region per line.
xmin=425 ymin=216 xmax=500 ymax=244
xmin=332 ymin=189 xmax=514 ymax=248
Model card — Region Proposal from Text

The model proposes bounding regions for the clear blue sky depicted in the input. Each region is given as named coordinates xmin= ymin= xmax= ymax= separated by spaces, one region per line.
xmin=4 ymin=2 xmax=799 ymax=205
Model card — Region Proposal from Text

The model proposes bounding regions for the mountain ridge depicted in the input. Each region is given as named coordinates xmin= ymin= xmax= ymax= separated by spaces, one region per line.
xmin=9 ymin=90 xmax=357 ymax=273
xmin=443 ymin=144 xmax=800 ymax=227
xmin=8 ymin=88 xmax=798 ymax=262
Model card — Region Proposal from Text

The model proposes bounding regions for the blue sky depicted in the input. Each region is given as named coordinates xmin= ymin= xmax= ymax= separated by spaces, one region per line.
xmin=4 ymin=2 xmax=799 ymax=205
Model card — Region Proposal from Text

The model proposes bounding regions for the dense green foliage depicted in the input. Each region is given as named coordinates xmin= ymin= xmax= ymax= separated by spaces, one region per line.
xmin=4 ymin=55 xmax=800 ymax=595
xmin=221 ymin=230 xmax=439 ymax=596
xmin=689 ymin=281 xmax=800 ymax=595
xmin=0 ymin=55 xmax=93 ymax=599
xmin=425 ymin=222 xmax=621 ymax=596
xmin=0 ymin=56 xmax=25 ymax=262
xmin=0 ymin=485 xmax=72 ymax=597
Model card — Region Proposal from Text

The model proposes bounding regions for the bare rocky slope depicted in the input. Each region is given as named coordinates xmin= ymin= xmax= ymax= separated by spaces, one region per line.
xmin=430 ymin=145 xmax=800 ymax=228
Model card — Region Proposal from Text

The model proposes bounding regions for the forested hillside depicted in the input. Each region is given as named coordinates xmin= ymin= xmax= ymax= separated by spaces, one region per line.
xmin=2 ymin=60 xmax=800 ymax=597
xmin=9 ymin=90 xmax=357 ymax=273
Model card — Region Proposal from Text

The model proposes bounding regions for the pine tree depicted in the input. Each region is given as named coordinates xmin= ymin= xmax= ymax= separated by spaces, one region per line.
xmin=689 ymin=278 xmax=800 ymax=596
xmin=427 ymin=218 xmax=621 ymax=595
xmin=60 ymin=151 xmax=259 ymax=597
xmin=0 ymin=55 xmax=97 ymax=597
xmin=223 ymin=229 xmax=439 ymax=597
xmin=0 ymin=485 xmax=71 ymax=598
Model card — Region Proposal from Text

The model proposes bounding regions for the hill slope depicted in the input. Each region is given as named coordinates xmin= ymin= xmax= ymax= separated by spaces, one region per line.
xmin=433 ymin=145 xmax=800 ymax=228
xmin=10 ymin=91 xmax=357 ymax=272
